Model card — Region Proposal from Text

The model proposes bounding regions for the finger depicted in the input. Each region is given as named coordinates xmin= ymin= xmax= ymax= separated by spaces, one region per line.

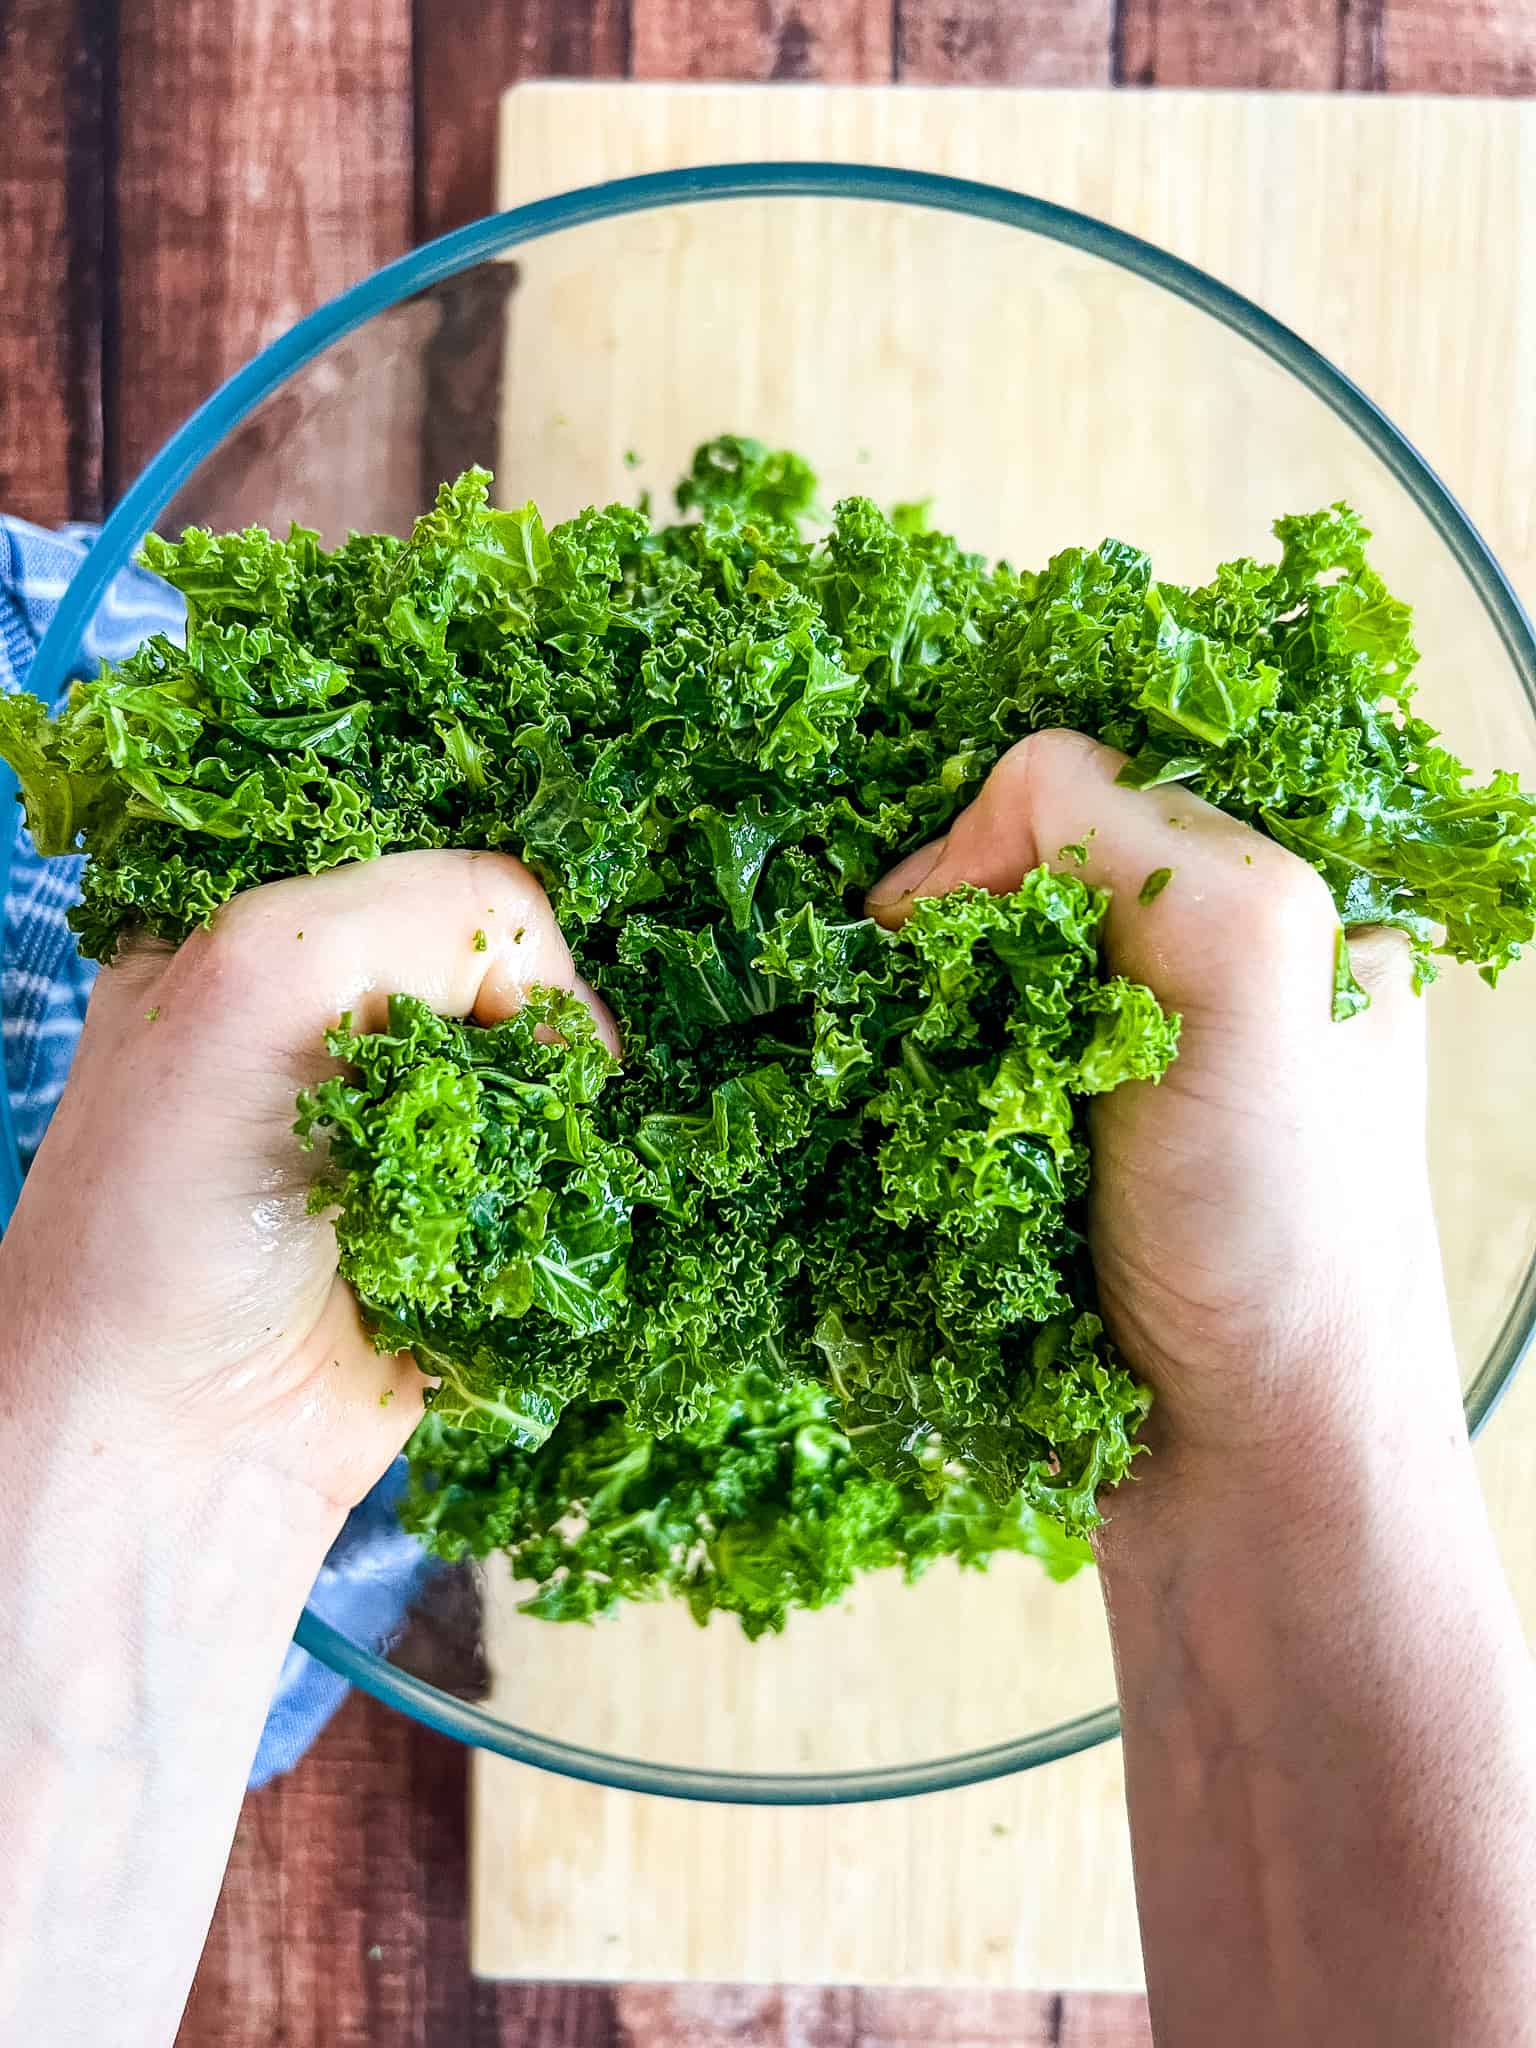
xmin=92 ymin=848 xmax=619 ymax=1059
xmin=74 ymin=851 xmax=620 ymax=1221
xmin=867 ymin=728 xmax=1344 ymax=1027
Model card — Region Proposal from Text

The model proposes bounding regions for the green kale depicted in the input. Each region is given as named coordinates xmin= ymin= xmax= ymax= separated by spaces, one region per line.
xmin=4 ymin=434 xmax=1532 ymax=1631
xmin=400 ymin=1374 xmax=1093 ymax=1639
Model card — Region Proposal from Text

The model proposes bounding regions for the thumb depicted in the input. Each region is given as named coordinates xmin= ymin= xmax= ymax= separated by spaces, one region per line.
xmin=868 ymin=728 xmax=1348 ymax=1030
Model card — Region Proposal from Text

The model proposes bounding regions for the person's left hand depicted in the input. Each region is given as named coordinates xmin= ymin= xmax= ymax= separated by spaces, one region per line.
xmin=0 ymin=850 xmax=615 ymax=1517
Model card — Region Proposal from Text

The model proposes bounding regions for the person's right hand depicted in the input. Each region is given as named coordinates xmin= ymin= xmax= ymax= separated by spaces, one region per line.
xmin=867 ymin=727 xmax=1465 ymax=1503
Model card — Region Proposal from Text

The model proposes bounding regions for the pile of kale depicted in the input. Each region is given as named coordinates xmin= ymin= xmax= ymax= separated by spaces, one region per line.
xmin=3 ymin=436 xmax=1531 ymax=1635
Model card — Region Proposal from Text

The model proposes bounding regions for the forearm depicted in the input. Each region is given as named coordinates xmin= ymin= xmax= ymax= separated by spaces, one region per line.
xmin=0 ymin=1387 xmax=339 ymax=2047
xmin=1100 ymin=1413 xmax=1536 ymax=2048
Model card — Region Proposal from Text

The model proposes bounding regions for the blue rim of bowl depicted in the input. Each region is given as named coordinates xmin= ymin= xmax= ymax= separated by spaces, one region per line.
xmin=19 ymin=160 xmax=1536 ymax=1804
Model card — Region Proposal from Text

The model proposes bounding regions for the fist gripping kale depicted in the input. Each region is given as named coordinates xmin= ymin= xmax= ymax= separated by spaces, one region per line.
xmin=4 ymin=436 xmax=1531 ymax=1632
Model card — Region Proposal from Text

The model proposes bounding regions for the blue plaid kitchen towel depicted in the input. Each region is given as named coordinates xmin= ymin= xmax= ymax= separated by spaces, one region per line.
xmin=0 ymin=515 xmax=432 ymax=1786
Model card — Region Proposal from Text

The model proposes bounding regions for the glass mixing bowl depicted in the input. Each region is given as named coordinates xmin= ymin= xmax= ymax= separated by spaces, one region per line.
xmin=15 ymin=165 xmax=1536 ymax=1803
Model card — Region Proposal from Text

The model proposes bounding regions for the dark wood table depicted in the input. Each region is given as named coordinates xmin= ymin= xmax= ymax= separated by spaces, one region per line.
xmin=1 ymin=2 xmax=1529 ymax=2041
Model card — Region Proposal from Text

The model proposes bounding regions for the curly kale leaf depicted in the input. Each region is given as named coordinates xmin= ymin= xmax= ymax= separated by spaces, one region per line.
xmin=3 ymin=465 xmax=1529 ymax=984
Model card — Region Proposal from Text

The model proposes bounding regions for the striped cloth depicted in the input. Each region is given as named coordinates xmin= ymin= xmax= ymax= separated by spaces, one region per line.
xmin=0 ymin=518 xmax=182 ymax=1167
xmin=0 ymin=515 xmax=431 ymax=1786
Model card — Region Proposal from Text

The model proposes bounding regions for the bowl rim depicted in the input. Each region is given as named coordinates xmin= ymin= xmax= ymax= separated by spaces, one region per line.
xmin=24 ymin=159 xmax=1536 ymax=1804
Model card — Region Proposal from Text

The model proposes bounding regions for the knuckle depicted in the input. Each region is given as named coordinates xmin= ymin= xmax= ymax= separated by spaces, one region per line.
xmin=993 ymin=727 xmax=1107 ymax=796
xmin=466 ymin=847 xmax=542 ymax=893
xmin=462 ymin=849 xmax=559 ymax=929
xmin=172 ymin=898 xmax=283 ymax=1008
xmin=1244 ymin=846 xmax=1338 ymax=943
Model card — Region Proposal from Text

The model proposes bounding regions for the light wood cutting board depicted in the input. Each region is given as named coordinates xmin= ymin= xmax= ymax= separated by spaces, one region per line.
xmin=471 ymin=82 xmax=1536 ymax=1989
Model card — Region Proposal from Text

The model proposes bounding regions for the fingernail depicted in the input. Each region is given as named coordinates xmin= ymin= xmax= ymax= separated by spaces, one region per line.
xmin=867 ymin=836 xmax=950 ymax=910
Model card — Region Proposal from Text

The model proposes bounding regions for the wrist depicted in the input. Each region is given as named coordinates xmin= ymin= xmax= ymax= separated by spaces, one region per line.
xmin=0 ymin=1410 xmax=341 ymax=1801
xmin=1 ymin=1356 xmax=344 ymax=1656
xmin=1109 ymin=1310 xmax=1472 ymax=1530
xmin=1097 ymin=1380 xmax=1514 ymax=1741
xmin=0 ymin=1252 xmax=357 ymax=1553
xmin=1105 ymin=1403 xmax=1536 ymax=2048
xmin=0 ymin=1369 xmax=341 ymax=2048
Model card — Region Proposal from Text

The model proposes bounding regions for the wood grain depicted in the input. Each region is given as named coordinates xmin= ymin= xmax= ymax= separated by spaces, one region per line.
xmin=613 ymin=1985 xmax=1154 ymax=2042
xmin=631 ymin=0 xmax=894 ymax=80
xmin=1338 ymin=0 xmax=1386 ymax=92
xmin=1057 ymin=1998 xmax=1156 ymax=2048
xmin=0 ymin=0 xmax=106 ymax=523
xmin=415 ymin=0 xmax=629 ymax=242
xmin=1383 ymin=0 xmax=1536 ymax=91
xmin=1116 ymin=0 xmax=1346 ymax=88
xmin=111 ymin=0 xmax=414 ymax=497
xmin=176 ymin=1690 xmax=1153 ymax=2047
xmin=177 ymin=1688 xmax=628 ymax=2048
xmin=414 ymin=0 xmax=629 ymax=497
xmin=896 ymin=0 xmax=1114 ymax=85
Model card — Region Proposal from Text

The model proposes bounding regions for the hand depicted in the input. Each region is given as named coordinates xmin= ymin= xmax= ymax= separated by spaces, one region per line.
xmin=868 ymin=727 xmax=1463 ymax=1492
xmin=0 ymin=849 xmax=615 ymax=1518
xmin=870 ymin=730 xmax=1536 ymax=2048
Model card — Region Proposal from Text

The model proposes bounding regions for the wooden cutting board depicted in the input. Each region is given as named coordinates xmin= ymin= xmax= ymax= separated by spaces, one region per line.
xmin=470 ymin=82 xmax=1536 ymax=1989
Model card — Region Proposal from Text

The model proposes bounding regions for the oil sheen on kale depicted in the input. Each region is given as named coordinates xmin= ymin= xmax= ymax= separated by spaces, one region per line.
xmin=3 ymin=436 xmax=1532 ymax=1635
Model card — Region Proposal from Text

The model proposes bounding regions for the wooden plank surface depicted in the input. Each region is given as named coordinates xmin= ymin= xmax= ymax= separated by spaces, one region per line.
xmin=416 ymin=1 xmax=627 ymax=243
xmin=416 ymin=2 xmax=630 ymax=491
xmin=180 ymin=1692 xmax=1151 ymax=2048
xmin=178 ymin=1691 xmax=635 ymax=2048
xmin=1383 ymin=0 xmax=1536 ymax=91
xmin=1116 ymin=0 xmax=1346 ymax=88
xmin=630 ymin=0 xmax=894 ymax=81
xmin=0 ymin=0 xmax=107 ymax=522
xmin=415 ymin=1 xmax=627 ymax=495
xmin=111 ymin=0 xmax=414 ymax=495
xmin=897 ymin=0 xmax=1114 ymax=84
